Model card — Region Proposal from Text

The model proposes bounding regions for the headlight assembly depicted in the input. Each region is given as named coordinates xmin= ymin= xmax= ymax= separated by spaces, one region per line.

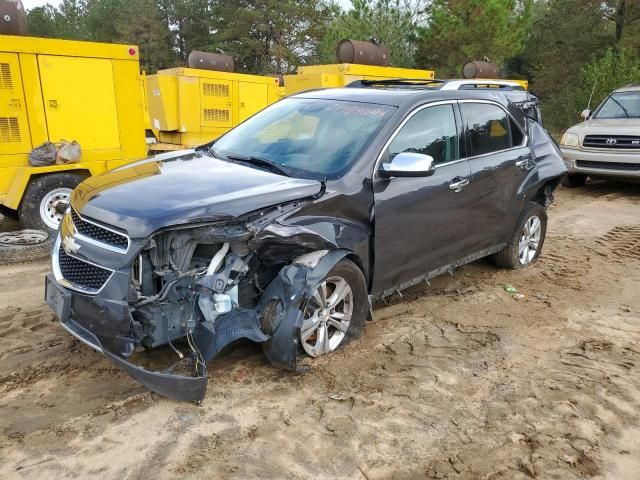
xmin=560 ymin=132 xmax=579 ymax=147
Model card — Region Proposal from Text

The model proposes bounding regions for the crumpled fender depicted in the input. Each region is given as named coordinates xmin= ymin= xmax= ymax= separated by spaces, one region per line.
xmin=528 ymin=120 xmax=568 ymax=181
xmin=257 ymin=249 xmax=350 ymax=371
xmin=517 ymin=120 xmax=567 ymax=203
xmin=193 ymin=308 xmax=269 ymax=362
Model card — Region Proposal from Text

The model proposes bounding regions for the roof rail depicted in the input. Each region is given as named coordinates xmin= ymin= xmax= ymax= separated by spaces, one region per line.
xmin=347 ymin=78 xmax=526 ymax=91
xmin=624 ymin=82 xmax=640 ymax=87
xmin=346 ymin=78 xmax=445 ymax=88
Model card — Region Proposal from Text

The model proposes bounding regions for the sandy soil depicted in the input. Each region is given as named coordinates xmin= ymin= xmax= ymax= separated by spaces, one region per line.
xmin=0 ymin=182 xmax=639 ymax=480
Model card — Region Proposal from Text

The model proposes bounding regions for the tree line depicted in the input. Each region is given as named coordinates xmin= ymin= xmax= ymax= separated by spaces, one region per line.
xmin=25 ymin=0 xmax=640 ymax=133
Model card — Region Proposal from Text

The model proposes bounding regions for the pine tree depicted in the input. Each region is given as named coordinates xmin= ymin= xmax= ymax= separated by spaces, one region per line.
xmin=416 ymin=0 xmax=533 ymax=76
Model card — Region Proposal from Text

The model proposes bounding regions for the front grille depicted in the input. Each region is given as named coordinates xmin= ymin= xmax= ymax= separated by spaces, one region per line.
xmin=583 ymin=135 xmax=640 ymax=149
xmin=576 ymin=160 xmax=640 ymax=171
xmin=58 ymin=246 xmax=112 ymax=292
xmin=71 ymin=209 xmax=128 ymax=250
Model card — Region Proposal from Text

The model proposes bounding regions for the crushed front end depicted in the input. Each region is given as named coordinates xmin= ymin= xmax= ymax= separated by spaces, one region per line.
xmin=46 ymin=202 xmax=342 ymax=402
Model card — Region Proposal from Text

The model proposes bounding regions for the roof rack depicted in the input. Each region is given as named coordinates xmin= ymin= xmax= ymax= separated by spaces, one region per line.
xmin=347 ymin=78 xmax=527 ymax=91
xmin=346 ymin=78 xmax=445 ymax=88
xmin=624 ymin=82 xmax=640 ymax=87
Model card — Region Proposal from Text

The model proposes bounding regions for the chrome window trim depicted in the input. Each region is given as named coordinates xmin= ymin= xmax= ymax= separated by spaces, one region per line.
xmin=373 ymin=99 xmax=530 ymax=177
xmin=373 ymin=100 xmax=460 ymax=177
xmin=52 ymin=236 xmax=115 ymax=295
xmin=71 ymin=207 xmax=130 ymax=254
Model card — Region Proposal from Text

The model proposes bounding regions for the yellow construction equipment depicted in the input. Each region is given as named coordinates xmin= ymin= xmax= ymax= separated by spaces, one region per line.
xmin=146 ymin=67 xmax=282 ymax=150
xmin=283 ymin=63 xmax=436 ymax=96
xmin=147 ymin=63 xmax=437 ymax=151
xmin=0 ymin=34 xmax=147 ymax=231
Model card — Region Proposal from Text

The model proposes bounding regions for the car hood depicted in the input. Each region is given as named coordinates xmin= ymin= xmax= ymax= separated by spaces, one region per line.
xmin=71 ymin=150 xmax=323 ymax=238
xmin=570 ymin=117 xmax=640 ymax=136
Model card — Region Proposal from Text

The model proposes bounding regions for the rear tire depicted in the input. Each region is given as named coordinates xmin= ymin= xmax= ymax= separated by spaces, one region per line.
xmin=562 ymin=173 xmax=587 ymax=188
xmin=492 ymin=202 xmax=547 ymax=270
xmin=18 ymin=173 xmax=86 ymax=234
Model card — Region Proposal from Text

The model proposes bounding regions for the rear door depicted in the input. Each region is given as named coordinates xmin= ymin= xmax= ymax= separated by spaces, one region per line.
xmin=458 ymin=101 xmax=534 ymax=253
xmin=372 ymin=102 xmax=474 ymax=295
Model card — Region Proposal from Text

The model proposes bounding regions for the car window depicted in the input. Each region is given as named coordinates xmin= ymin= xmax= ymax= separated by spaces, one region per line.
xmin=594 ymin=92 xmax=640 ymax=118
xmin=213 ymin=98 xmax=395 ymax=179
xmin=387 ymin=104 xmax=459 ymax=166
xmin=510 ymin=117 xmax=524 ymax=146
xmin=461 ymin=103 xmax=514 ymax=156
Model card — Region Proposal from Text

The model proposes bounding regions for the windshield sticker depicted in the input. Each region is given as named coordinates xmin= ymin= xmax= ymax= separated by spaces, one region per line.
xmin=328 ymin=104 xmax=391 ymax=117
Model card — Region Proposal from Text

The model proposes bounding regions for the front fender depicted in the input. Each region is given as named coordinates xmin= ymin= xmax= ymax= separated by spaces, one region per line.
xmin=257 ymin=249 xmax=350 ymax=371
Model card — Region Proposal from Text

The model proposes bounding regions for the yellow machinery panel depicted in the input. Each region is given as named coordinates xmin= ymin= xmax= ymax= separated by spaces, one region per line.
xmin=283 ymin=63 xmax=436 ymax=96
xmin=38 ymin=55 xmax=121 ymax=150
xmin=0 ymin=52 xmax=31 ymax=155
xmin=200 ymin=78 xmax=232 ymax=128
xmin=0 ymin=34 xmax=147 ymax=214
xmin=238 ymin=81 xmax=269 ymax=122
xmin=147 ymin=73 xmax=178 ymax=131
xmin=147 ymin=67 xmax=281 ymax=149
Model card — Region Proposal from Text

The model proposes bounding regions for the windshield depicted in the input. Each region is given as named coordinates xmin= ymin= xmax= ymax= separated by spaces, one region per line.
xmin=212 ymin=98 xmax=395 ymax=179
xmin=594 ymin=91 xmax=640 ymax=119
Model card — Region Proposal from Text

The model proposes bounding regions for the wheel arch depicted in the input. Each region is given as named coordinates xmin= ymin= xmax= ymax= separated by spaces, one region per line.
xmin=6 ymin=167 xmax=93 ymax=211
xmin=528 ymin=176 xmax=563 ymax=208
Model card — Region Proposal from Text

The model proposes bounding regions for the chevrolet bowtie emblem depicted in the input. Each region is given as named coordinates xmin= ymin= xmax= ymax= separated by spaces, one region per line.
xmin=62 ymin=234 xmax=81 ymax=255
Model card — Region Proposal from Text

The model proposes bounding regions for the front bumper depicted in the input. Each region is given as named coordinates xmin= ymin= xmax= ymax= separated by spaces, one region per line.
xmin=45 ymin=274 xmax=208 ymax=401
xmin=561 ymin=147 xmax=640 ymax=178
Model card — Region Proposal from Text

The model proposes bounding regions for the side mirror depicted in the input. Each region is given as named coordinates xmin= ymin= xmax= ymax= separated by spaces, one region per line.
xmin=379 ymin=152 xmax=435 ymax=178
xmin=581 ymin=109 xmax=592 ymax=120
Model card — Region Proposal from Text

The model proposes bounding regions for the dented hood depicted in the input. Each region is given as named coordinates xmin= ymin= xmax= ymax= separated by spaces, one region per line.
xmin=71 ymin=151 xmax=322 ymax=238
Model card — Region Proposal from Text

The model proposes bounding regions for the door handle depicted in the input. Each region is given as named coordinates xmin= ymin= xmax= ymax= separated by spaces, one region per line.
xmin=449 ymin=177 xmax=469 ymax=192
xmin=515 ymin=155 xmax=532 ymax=169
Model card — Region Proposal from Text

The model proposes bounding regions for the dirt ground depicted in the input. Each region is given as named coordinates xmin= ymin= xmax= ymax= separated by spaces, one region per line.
xmin=0 ymin=182 xmax=639 ymax=480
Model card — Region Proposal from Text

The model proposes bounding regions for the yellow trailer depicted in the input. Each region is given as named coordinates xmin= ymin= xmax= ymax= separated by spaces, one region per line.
xmin=0 ymin=34 xmax=147 ymax=232
xmin=146 ymin=67 xmax=282 ymax=151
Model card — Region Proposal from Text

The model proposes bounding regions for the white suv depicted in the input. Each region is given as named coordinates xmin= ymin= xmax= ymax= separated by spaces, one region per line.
xmin=560 ymin=84 xmax=640 ymax=187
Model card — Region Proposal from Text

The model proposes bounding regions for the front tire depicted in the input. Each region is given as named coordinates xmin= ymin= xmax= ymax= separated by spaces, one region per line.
xmin=299 ymin=258 xmax=367 ymax=357
xmin=18 ymin=173 xmax=86 ymax=234
xmin=492 ymin=202 xmax=547 ymax=270
xmin=562 ymin=173 xmax=587 ymax=188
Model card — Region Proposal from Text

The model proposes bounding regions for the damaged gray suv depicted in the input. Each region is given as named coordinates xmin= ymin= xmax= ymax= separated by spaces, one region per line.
xmin=45 ymin=86 xmax=566 ymax=401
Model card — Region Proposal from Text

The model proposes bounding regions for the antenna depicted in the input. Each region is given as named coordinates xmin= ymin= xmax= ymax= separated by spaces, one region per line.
xmin=587 ymin=79 xmax=598 ymax=110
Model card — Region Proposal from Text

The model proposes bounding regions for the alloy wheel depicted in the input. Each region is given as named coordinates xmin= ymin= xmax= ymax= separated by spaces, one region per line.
xmin=300 ymin=275 xmax=353 ymax=357
xmin=518 ymin=215 xmax=542 ymax=265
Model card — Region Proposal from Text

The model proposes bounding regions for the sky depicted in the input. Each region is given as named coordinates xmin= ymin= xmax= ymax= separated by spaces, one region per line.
xmin=20 ymin=0 xmax=354 ymax=11
xmin=21 ymin=0 xmax=59 ymax=9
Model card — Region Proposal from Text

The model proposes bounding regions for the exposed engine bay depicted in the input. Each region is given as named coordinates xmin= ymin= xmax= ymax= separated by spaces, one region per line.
xmin=46 ymin=197 xmax=356 ymax=402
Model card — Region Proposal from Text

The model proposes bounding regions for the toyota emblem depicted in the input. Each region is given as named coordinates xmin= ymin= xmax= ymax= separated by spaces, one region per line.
xmin=606 ymin=138 xmax=617 ymax=145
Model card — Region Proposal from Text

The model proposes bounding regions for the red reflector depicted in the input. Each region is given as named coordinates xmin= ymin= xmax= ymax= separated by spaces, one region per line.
xmin=128 ymin=47 xmax=137 ymax=56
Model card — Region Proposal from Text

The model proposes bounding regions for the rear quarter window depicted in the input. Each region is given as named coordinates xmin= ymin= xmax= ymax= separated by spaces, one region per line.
xmin=461 ymin=103 xmax=524 ymax=156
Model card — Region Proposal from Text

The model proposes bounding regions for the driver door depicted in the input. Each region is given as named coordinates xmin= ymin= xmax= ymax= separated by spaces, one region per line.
xmin=372 ymin=102 xmax=475 ymax=296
